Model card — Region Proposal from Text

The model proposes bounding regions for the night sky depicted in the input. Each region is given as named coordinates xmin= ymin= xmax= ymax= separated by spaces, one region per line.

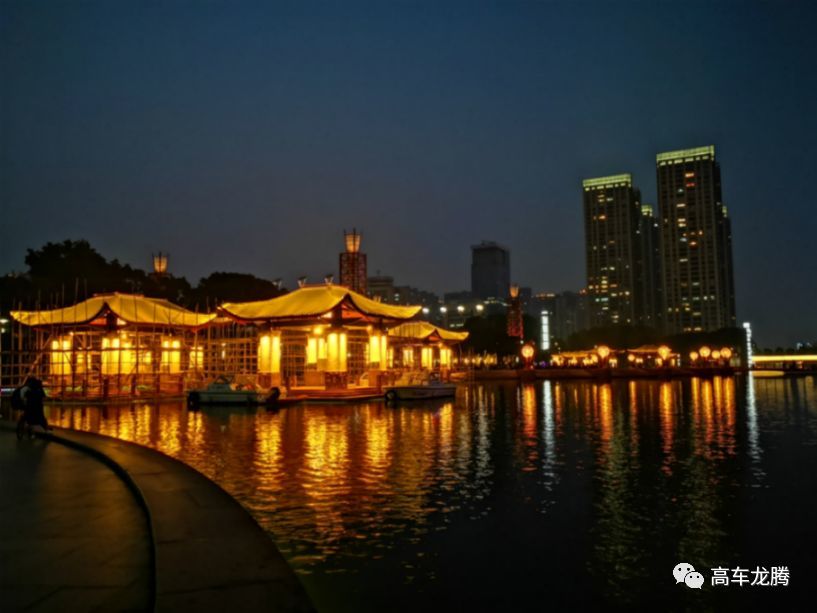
xmin=2 ymin=1 xmax=815 ymax=346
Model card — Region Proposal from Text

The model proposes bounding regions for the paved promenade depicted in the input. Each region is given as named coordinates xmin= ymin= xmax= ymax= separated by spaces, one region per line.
xmin=0 ymin=421 xmax=314 ymax=612
xmin=0 ymin=431 xmax=152 ymax=611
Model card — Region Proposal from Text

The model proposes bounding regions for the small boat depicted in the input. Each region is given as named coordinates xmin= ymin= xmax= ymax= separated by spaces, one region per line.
xmin=384 ymin=376 xmax=457 ymax=402
xmin=187 ymin=376 xmax=278 ymax=408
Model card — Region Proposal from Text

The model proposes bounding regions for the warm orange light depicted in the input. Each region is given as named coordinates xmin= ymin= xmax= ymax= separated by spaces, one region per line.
xmin=258 ymin=333 xmax=281 ymax=374
xmin=720 ymin=347 xmax=732 ymax=360
xmin=699 ymin=346 xmax=711 ymax=359
xmin=690 ymin=351 xmax=699 ymax=362
xmin=711 ymin=350 xmax=721 ymax=360
xmin=521 ymin=344 xmax=535 ymax=360
xmin=597 ymin=345 xmax=610 ymax=360
xmin=421 ymin=346 xmax=433 ymax=369
xmin=369 ymin=333 xmax=388 ymax=368
xmin=190 ymin=345 xmax=204 ymax=371
xmin=327 ymin=331 xmax=348 ymax=372
xmin=658 ymin=345 xmax=671 ymax=361
xmin=49 ymin=337 xmax=73 ymax=377
xmin=627 ymin=353 xmax=636 ymax=362
xmin=160 ymin=337 xmax=181 ymax=374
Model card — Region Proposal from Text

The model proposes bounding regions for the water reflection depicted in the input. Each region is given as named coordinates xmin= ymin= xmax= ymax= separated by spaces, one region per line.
xmin=19 ymin=376 xmax=816 ymax=611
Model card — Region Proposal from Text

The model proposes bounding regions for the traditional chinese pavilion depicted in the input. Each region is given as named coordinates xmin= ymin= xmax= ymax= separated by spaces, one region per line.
xmin=217 ymin=283 xmax=422 ymax=392
xmin=9 ymin=293 xmax=215 ymax=399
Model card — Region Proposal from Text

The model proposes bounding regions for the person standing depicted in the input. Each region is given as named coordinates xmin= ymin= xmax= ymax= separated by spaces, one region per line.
xmin=15 ymin=377 xmax=51 ymax=439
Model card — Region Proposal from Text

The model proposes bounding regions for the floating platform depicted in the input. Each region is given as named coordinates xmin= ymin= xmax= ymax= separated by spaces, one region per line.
xmin=281 ymin=386 xmax=383 ymax=404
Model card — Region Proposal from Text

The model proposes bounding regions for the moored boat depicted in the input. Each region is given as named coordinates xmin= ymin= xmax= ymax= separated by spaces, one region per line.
xmin=187 ymin=376 xmax=279 ymax=408
xmin=384 ymin=378 xmax=457 ymax=402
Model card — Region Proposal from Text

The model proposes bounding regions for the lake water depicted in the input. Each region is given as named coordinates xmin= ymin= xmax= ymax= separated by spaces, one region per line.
xmin=13 ymin=375 xmax=817 ymax=611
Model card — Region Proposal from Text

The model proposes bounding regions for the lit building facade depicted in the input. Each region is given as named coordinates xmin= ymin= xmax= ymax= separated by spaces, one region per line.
xmin=656 ymin=146 xmax=736 ymax=332
xmin=530 ymin=290 xmax=590 ymax=344
xmin=582 ymin=174 xmax=644 ymax=326
xmin=471 ymin=241 xmax=510 ymax=301
xmin=339 ymin=229 xmax=367 ymax=294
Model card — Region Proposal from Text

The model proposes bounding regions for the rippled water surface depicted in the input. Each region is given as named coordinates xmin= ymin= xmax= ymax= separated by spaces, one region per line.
xmin=14 ymin=376 xmax=817 ymax=611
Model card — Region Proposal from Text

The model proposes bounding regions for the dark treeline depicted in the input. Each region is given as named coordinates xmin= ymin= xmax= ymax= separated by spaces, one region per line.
xmin=0 ymin=240 xmax=285 ymax=313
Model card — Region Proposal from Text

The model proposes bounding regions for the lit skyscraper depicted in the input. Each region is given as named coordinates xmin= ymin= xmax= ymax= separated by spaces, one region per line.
xmin=582 ymin=174 xmax=644 ymax=326
xmin=656 ymin=146 xmax=736 ymax=332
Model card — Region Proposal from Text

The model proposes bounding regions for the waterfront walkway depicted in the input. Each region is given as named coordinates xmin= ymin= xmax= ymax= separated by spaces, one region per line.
xmin=0 ymin=422 xmax=314 ymax=612
xmin=0 ymin=430 xmax=152 ymax=611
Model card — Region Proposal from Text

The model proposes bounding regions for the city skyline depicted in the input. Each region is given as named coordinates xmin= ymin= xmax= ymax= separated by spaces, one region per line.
xmin=2 ymin=1 xmax=816 ymax=346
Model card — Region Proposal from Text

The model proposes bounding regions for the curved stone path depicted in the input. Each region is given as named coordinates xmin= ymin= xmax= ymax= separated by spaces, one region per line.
xmin=0 ymin=431 xmax=151 ymax=611
xmin=0 ymin=423 xmax=314 ymax=612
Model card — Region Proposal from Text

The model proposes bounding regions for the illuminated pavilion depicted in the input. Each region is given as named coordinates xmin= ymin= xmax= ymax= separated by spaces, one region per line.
xmin=8 ymin=285 xmax=470 ymax=400
xmin=217 ymin=283 xmax=423 ymax=392
xmin=386 ymin=321 xmax=469 ymax=380
xmin=9 ymin=293 xmax=216 ymax=400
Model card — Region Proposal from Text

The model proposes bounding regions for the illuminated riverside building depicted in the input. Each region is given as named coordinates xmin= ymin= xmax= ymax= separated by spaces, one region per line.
xmin=9 ymin=285 xmax=468 ymax=399
xmin=9 ymin=293 xmax=216 ymax=400
xmin=656 ymin=146 xmax=736 ymax=332
xmin=582 ymin=174 xmax=646 ymax=326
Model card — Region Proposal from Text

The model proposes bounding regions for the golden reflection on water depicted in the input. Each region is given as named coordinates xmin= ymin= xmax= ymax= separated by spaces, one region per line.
xmin=36 ymin=375 xmax=773 ymax=584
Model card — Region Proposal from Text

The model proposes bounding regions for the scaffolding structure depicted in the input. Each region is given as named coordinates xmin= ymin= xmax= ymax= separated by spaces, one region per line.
xmin=3 ymin=287 xmax=470 ymax=401
xmin=8 ymin=293 xmax=215 ymax=400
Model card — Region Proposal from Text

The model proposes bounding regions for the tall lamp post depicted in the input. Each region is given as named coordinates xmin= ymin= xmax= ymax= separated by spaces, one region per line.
xmin=521 ymin=343 xmax=535 ymax=369
xmin=658 ymin=345 xmax=671 ymax=368
xmin=597 ymin=345 xmax=611 ymax=368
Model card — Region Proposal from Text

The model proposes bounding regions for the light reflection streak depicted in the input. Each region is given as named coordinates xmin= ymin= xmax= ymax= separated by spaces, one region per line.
xmin=30 ymin=373 xmax=772 ymax=588
xmin=746 ymin=373 xmax=761 ymax=462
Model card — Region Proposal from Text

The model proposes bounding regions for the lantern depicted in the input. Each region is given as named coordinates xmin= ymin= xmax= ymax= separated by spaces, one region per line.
xmin=597 ymin=345 xmax=611 ymax=361
xmin=699 ymin=346 xmax=711 ymax=359
xmin=257 ymin=333 xmax=281 ymax=374
xmin=658 ymin=345 xmax=671 ymax=362
xmin=720 ymin=347 xmax=733 ymax=360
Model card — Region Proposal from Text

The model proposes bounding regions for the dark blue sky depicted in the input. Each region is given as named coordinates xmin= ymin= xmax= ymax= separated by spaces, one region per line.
xmin=2 ymin=1 xmax=816 ymax=346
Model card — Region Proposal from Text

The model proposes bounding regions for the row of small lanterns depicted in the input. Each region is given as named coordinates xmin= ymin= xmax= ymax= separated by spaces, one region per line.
xmin=690 ymin=346 xmax=732 ymax=363
xmin=523 ymin=344 xmax=735 ymax=368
